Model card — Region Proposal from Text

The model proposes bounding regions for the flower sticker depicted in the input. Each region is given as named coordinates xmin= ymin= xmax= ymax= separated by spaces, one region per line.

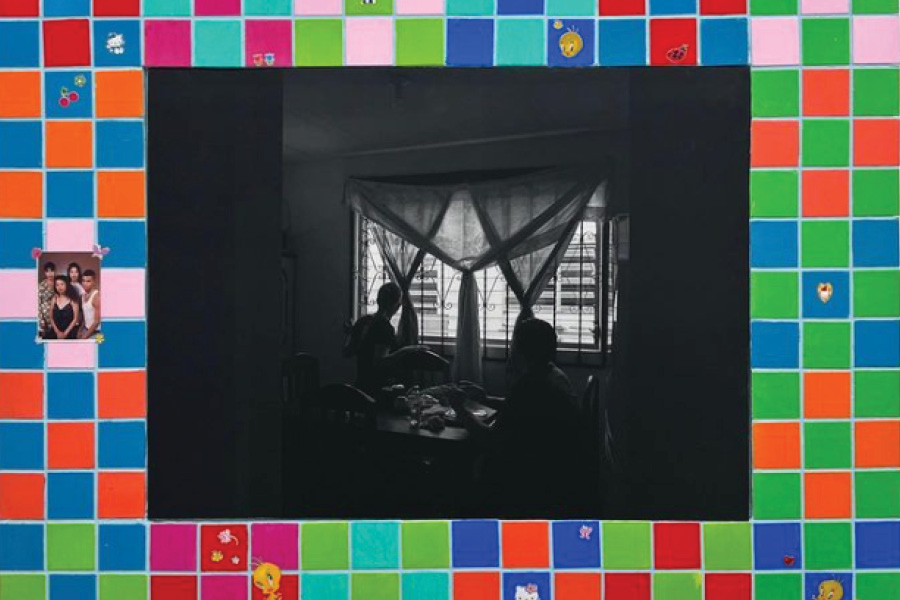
xmin=231 ymin=556 xmax=240 ymax=565
xmin=74 ymin=74 xmax=86 ymax=88
xmin=94 ymin=334 xmax=105 ymax=344
xmin=31 ymin=248 xmax=42 ymax=260
xmin=218 ymin=529 xmax=240 ymax=545
xmin=211 ymin=550 xmax=224 ymax=563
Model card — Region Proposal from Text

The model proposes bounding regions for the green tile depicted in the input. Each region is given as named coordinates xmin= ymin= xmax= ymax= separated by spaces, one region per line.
xmin=802 ymin=119 xmax=850 ymax=167
xmin=751 ymin=170 xmax=799 ymax=217
xmin=351 ymin=573 xmax=400 ymax=600
xmin=854 ymin=270 xmax=900 ymax=317
xmin=804 ymin=522 xmax=852 ymax=569
xmin=802 ymin=220 xmax=849 ymax=267
xmin=752 ymin=71 xmax=800 ymax=117
xmin=804 ymin=421 xmax=852 ymax=469
xmin=751 ymin=272 xmax=799 ymax=319
xmin=853 ymin=0 xmax=899 ymax=12
xmin=754 ymin=574 xmax=802 ymax=600
xmin=548 ymin=0 xmax=596 ymax=14
xmin=295 ymin=20 xmax=343 ymax=66
xmin=497 ymin=19 xmax=546 ymax=66
xmin=854 ymin=169 xmax=900 ymax=217
xmin=302 ymin=574 xmax=349 ymax=600
xmin=245 ymin=0 xmax=292 ymax=14
xmin=602 ymin=522 xmax=651 ymax=570
xmin=401 ymin=521 xmax=449 ymax=569
xmin=753 ymin=472 xmax=802 ymax=519
xmin=802 ymin=321 xmax=851 ymax=369
xmin=143 ymin=0 xmax=190 ymax=16
xmin=855 ymin=69 xmax=900 ymax=116
xmin=352 ymin=522 xmax=399 ymax=570
xmin=447 ymin=0 xmax=494 ymax=15
xmin=752 ymin=372 xmax=801 ymax=419
xmin=301 ymin=522 xmax=349 ymax=571
xmin=47 ymin=523 xmax=95 ymax=571
xmin=402 ymin=572 xmax=450 ymax=600
xmin=395 ymin=19 xmax=445 ymax=66
xmin=99 ymin=575 xmax=147 ymax=600
xmin=802 ymin=19 xmax=850 ymax=66
xmin=857 ymin=573 xmax=900 ymax=599
xmin=703 ymin=523 xmax=752 ymax=570
xmin=855 ymin=370 xmax=900 ymax=417
xmin=193 ymin=21 xmax=242 ymax=67
xmin=856 ymin=470 xmax=900 ymax=518
xmin=750 ymin=0 xmax=797 ymax=13
xmin=0 ymin=575 xmax=45 ymax=600
xmin=653 ymin=573 xmax=702 ymax=600
xmin=346 ymin=0 xmax=394 ymax=15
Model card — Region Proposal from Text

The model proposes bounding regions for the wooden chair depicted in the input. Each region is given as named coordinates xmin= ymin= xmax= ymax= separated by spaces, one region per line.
xmin=317 ymin=383 xmax=377 ymax=429
xmin=396 ymin=349 xmax=450 ymax=388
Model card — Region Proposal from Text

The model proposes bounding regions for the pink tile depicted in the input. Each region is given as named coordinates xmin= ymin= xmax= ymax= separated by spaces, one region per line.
xmin=45 ymin=220 xmax=94 ymax=252
xmin=397 ymin=0 xmax=445 ymax=14
xmin=151 ymin=524 xmax=197 ymax=572
xmin=245 ymin=20 xmax=294 ymax=67
xmin=145 ymin=21 xmax=192 ymax=67
xmin=251 ymin=524 xmax=299 ymax=570
xmin=751 ymin=18 xmax=800 ymax=66
xmin=295 ymin=0 xmax=342 ymax=15
xmin=201 ymin=575 xmax=246 ymax=600
xmin=346 ymin=18 xmax=394 ymax=66
xmin=101 ymin=269 xmax=145 ymax=318
xmin=853 ymin=17 xmax=900 ymax=65
xmin=0 ymin=271 xmax=38 ymax=319
xmin=800 ymin=0 xmax=848 ymax=13
xmin=195 ymin=0 xmax=241 ymax=15
xmin=46 ymin=342 xmax=95 ymax=369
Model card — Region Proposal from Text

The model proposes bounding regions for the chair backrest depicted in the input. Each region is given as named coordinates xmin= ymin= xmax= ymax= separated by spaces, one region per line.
xmin=397 ymin=349 xmax=450 ymax=388
xmin=317 ymin=383 xmax=377 ymax=429
xmin=282 ymin=352 xmax=320 ymax=418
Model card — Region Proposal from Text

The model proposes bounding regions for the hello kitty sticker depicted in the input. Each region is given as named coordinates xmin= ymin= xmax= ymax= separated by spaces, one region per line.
xmin=106 ymin=32 xmax=125 ymax=55
xmin=515 ymin=583 xmax=540 ymax=600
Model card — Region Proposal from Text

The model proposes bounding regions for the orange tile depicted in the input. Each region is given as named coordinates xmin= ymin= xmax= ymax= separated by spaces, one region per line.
xmin=95 ymin=70 xmax=144 ymax=118
xmin=0 ymin=372 xmax=43 ymax=419
xmin=45 ymin=120 xmax=93 ymax=168
xmin=0 ymin=72 xmax=41 ymax=118
xmin=804 ymin=471 xmax=852 ymax=519
xmin=98 ymin=370 xmax=146 ymax=418
xmin=98 ymin=471 xmax=146 ymax=518
xmin=802 ymin=69 xmax=850 ymax=116
xmin=856 ymin=421 xmax=900 ymax=468
xmin=0 ymin=473 xmax=45 ymax=519
xmin=751 ymin=121 xmax=799 ymax=167
xmin=47 ymin=422 xmax=94 ymax=469
xmin=502 ymin=521 xmax=550 ymax=568
xmin=453 ymin=572 xmax=499 ymax=600
xmin=804 ymin=371 xmax=851 ymax=418
xmin=97 ymin=171 xmax=145 ymax=218
xmin=753 ymin=422 xmax=801 ymax=469
xmin=802 ymin=170 xmax=849 ymax=217
xmin=556 ymin=573 xmax=602 ymax=600
xmin=0 ymin=171 xmax=42 ymax=218
xmin=855 ymin=119 xmax=900 ymax=166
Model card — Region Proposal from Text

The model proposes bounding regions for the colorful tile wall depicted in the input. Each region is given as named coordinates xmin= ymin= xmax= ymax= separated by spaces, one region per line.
xmin=0 ymin=0 xmax=898 ymax=598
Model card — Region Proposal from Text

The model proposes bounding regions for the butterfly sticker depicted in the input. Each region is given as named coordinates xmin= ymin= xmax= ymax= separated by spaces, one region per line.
xmin=31 ymin=248 xmax=43 ymax=260
xmin=579 ymin=525 xmax=593 ymax=540
xmin=92 ymin=245 xmax=110 ymax=260
xmin=817 ymin=282 xmax=833 ymax=304
xmin=666 ymin=44 xmax=689 ymax=63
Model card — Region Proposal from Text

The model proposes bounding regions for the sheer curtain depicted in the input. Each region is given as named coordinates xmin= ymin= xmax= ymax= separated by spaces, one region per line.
xmin=346 ymin=168 xmax=605 ymax=383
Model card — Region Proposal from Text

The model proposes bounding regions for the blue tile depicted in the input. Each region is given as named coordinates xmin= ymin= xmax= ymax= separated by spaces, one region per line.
xmin=93 ymin=20 xmax=141 ymax=68
xmin=751 ymin=322 xmax=799 ymax=369
xmin=0 ymin=122 xmax=42 ymax=168
xmin=856 ymin=522 xmax=900 ymax=568
xmin=650 ymin=0 xmax=696 ymax=14
xmin=552 ymin=521 xmax=600 ymax=569
xmin=0 ymin=22 xmax=40 ymax=67
xmin=498 ymin=0 xmax=545 ymax=14
xmin=0 ymin=524 xmax=44 ymax=570
xmin=700 ymin=18 xmax=748 ymax=66
xmin=751 ymin=221 xmax=798 ymax=268
xmin=0 ymin=221 xmax=42 ymax=268
xmin=0 ymin=322 xmax=43 ymax=369
xmin=44 ymin=71 xmax=92 ymax=119
xmin=548 ymin=19 xmax=595 ymax=67
xmin=753 ymin=523 xmax=802 ymax=570
xmin=802 ymin=271 xmax=849 ymax=319
xmin=856 ymin=320 xmax=900 ymax=368
xmin=0 ymin=423 xmax=43 ymax=470
xmin=47 ymin=372 xmax=95 ymax=419
xmin=98 ymin=221 xmax=146 ymax=267
xmin=447 ymin=20 xmax=494 ymax=67
xmin=98 ymin=321 xmax=147 ymax=368
xmin=598 ymin=20 xmax=647 ymax=66
xmin=98 ymin=421 xmax=146 ymax=468
xmin=47 ymin=171 xmax=94 ymax=218
xmin=351 ymin=522 xmax=400 ymax=570
xmin=99 ymin=524 xmax=146 ymax=571
xmin=503 ymin=572 xmax=551 ymax=600
xmin=96 ymin=121 xmax=145 ymax=168
xmin=854 ymin=219 xmax=899 ymax=267
xmin=44 ymin=0 xmax=90 ymax=16
xmin=49 ymin=575 xmax=96 ymax=600
xmin=48 ymin=473 xmax=94 ymax=520
xmin=452 ymin=520 xmax=500 ymax=568
xmin=805 ymin=574 xmax=851 ymax=600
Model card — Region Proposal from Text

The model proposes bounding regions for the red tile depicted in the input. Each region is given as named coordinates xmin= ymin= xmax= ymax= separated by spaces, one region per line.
xmin=151 ymin=576 xmax=198 ymax=600
xmin=252 ymin=574 xmax=298 ymax=600
xmin=43 ymin=20 xmax=91 ymax=67
xmin=201 ymin=524 xmax=249 ymax=572
xmin=605 ymin=573 xmax=651 ymax=600
xmin=855 ymin=119 xmax=900 ymax=167
xmin=454 ymin=572 xmax=500 ymax=600
xmin=501 ymin=521 xmax=549 ymax=568
xmin=706 ymin=574 xmax=752 ymax=600
xmin=0 ymin=473 xmax=44 ymax=519
xmin=803 ymin=69 xmax=850 ymax=116
xmin=599 ymin=0 xmax=646 ymax=15
xmin=555 ymin=572 xmax=601 ymax=600
xmin=654 ymin=523 xmax=701 ymax=569
xmin=0 ymin=372 xmax=43 ymax=419
xmin=650 ymin=19 xmax=697 ymax=66
xmin=700 ymin=0 xmax=746 ymax=14
xmin=0 ymin=0 xmax=38 ymax=16
xmin=802 ymin=170 xmax=850 ymax=217
xmin=93 ymin=0 xmax=140 ymax=15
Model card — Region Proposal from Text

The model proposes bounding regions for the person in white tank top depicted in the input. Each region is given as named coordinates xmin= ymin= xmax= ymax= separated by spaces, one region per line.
xmin=79 ymin=269 xmax=101 ymax=339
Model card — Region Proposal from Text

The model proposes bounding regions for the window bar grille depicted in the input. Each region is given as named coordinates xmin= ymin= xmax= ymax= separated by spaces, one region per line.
xmin=577 ymin=222 xmax=585 ymax=362
xmin=600 ymin=219 xmax=610 ymax=365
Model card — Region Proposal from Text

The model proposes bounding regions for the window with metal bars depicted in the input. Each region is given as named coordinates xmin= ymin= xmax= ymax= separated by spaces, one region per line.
xmin=354 ymin=214 xmax=618 ymax=364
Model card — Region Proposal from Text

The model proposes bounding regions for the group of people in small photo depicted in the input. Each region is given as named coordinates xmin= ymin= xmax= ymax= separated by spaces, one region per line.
xmin=38 ymin=261 xmax=101 ymax=340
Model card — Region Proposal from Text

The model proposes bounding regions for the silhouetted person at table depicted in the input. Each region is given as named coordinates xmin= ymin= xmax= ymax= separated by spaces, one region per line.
xmin=451 ymin=318 xmax=593 ymax=517
xmin=343 ymin=282 xmax=427 ymax=394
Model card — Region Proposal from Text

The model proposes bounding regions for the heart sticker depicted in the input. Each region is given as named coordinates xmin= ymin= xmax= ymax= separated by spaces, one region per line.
xmin=817 ymin=282 xmax=833 ymax=304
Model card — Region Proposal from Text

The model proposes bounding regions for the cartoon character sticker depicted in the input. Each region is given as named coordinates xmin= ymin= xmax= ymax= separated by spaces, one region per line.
xmin=515 ymin=583 xmax=540 ymax=600
xmin=554 ymin=21 xmax=583 ymax=58
xmin=814 ymin=579 xmax=844 ymax=600
xmin=106 ymin=33 xmax=125 ymax=55
xmin=252 ymin=561 xmax=283 ymax=600
xmin=818 ymin=282 xmax=833 ymax=303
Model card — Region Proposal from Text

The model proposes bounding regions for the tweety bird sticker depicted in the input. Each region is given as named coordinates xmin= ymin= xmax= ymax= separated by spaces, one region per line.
xmin=252 ymin=561 xmax=282 ymax=600
xmin=554 ymin=21 xmax=583 ymax=58
xmin=814 ymin=579 xmax=856 ymax=600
